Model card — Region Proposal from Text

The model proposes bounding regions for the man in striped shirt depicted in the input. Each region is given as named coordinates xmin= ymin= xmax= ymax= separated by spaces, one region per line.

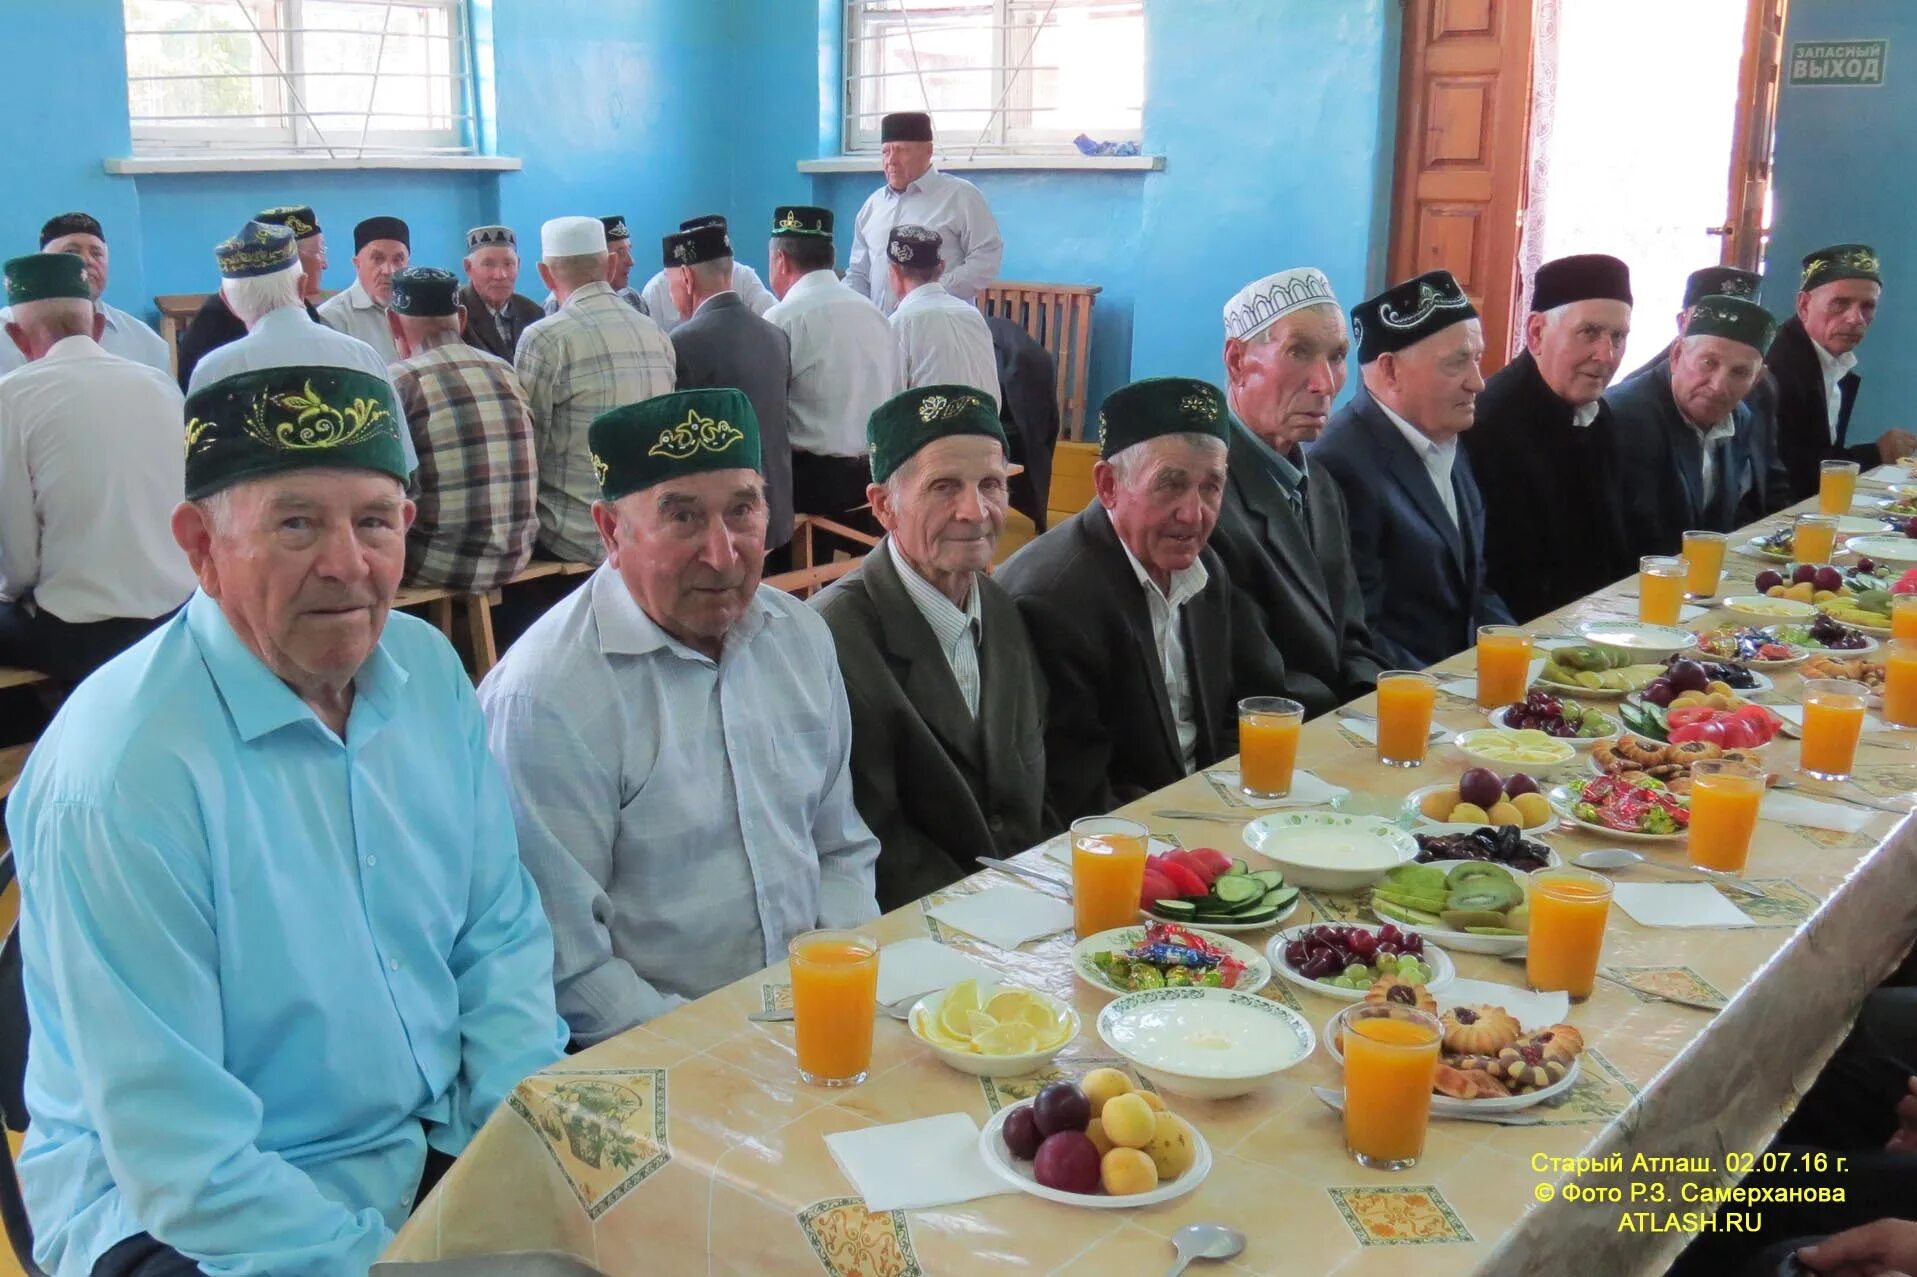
xmin=515 ymin=217 xmax=676 ymax=564
xmin=386 ymin=267 xmax=537 ymax=593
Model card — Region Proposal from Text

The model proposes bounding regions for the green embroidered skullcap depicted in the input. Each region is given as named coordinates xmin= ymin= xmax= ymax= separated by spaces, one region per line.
xmin=772 ymin=206 xmax=833 ymax=239
xmin=1801 ymin=243 xmax=1880 ymax=292
xmin=3 ymin=252 xmax=91 ymax=305
xmin=215 ymin=221 xmax=298 ymax=280
xmin=1096 ymin=377 xmax=1229 ymax=459
xmin=255 ymin=205 xmax=320 ymax=240
xmin=867 ymin=385 xmax=1006 ymax=485
xmin=389 ymin=266 xmax=460 ymax=317
xmin=1683 ymin=294 xmax=1777 ymax=354
xmin=588 ymin=388 xmax=762 ymax=501
xmin=183 ymin=366 xmax=409 ymax=500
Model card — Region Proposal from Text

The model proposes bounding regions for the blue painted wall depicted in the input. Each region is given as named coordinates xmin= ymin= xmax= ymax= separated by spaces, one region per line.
xmin=1770 ymin=0 xmax=1913 ymax=444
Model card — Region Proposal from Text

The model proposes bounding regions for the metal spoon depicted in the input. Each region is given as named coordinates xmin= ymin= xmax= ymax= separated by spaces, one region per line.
xmin=747 ymin=993 xmax=921 ymax=1024
xmin=1572 ymin=847 xmax=1763 ymax=897
xmin=1161 ymin=1222 xmax=1246 ymax=1277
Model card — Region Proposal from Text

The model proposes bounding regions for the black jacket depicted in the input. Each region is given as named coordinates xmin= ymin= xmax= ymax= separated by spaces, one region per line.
xmin=1312 ymin=390 xmax=1512 ymax=669
xmin=1462 ymin=351 xmax=1633 ymax=624
xmin=459 ymin=285 xmax=545 ymax=363
xmin=1209 ymin=420 xmax=1383 ymax=714
xmin=1764 ymin=315 xmax=1877 ymax=502
xmin=986 ymin=317 xmax=1058 ymax=531
xmin=996 ymin=501 xmax=1289 ymax=823
xmin=813 ymin=544 xmax=1053 ymax=909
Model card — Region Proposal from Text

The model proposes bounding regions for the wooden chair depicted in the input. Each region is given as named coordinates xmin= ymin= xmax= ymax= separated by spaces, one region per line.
xmin=395 ymin=560 xmax=599 ymax=683
xmin=763 ymin=516 xmax=880 ymax=599
xmin=0 ymin=747 xmax=29 ymax=804
xmin=154 ymin=293 xmax=210 ymax=381
xmin=977 ymin=282 xmax=1100 ymax=441
xmin=1047 ymin=441 xmax=1101 ymax=526
xmin=0 ymin=671 xmax=44 ymax=695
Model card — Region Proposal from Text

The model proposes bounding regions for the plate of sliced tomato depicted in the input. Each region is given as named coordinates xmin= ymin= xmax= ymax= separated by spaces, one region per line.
xmin=1662 ymin=703 xmax=1783 ymax=749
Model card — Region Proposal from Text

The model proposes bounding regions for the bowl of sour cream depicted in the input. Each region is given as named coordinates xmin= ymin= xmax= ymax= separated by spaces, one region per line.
xmin=1240 ymin=812 xmax=1419 ymax=891
xmin=1096 ymin=986 xmax=1315 ymax=1100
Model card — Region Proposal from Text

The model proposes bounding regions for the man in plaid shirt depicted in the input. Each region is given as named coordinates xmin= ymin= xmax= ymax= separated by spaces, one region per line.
xmin=385 ymin=266 xmax=537 ymax=592
xmin=515 ymin=217 xmax=676 ymax=563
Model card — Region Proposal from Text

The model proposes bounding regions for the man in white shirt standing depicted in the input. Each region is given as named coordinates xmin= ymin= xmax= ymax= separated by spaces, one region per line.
xmin=640 ymin=216 xmax=777 ymax=333
xmin=886 ymin=223 xmax=999 ymax=407
xmin=843 ymin=112 xmax=1004 ymax=315
xmin=0 ymin=253 xmax=193 ymax=682
xmin=762 ymin=205 xmax=897 ymax=539
xmin=318 ymin=215 xmax=410 ymax=363
xmin=0 ymin=212 xmax=170 ymax=378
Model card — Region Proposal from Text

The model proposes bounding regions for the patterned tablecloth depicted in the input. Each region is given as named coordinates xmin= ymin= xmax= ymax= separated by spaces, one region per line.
xmin=386 ymin=497 xmax=1917 ymax=1276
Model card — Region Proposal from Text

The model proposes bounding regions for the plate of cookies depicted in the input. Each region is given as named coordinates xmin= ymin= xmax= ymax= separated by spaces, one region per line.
xmin=1322 ymin=979 xmax=1585 ymax=1113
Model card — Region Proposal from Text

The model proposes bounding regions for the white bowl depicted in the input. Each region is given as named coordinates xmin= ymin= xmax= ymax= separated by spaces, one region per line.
xmin=1574 ymin=620 xmax=1696 ymax=660
xmin=1721 ymin=594 xmax=1817 ymax=625
xmin=1268 ymin=923 xmax=1457 ymax=1002
xmin=1846 ymin=534 xmax=1917 ymax=565
xmin=1453 ymin=728 xmax=1578 ymax=770
xmin=1240 ymin=812 xmax=1419 ymax=891
xmin=1095 ymin=986 xmax=1315 ymax=1099
xmin=1546 ymin=781 xmax=1687 ymax=843
xmin=978 ymin=1097 xmax=1213 ymax=1207
xmin=1070 ymin=925 xmax=1272 ymax=997
xmin=1486 ymin=705 xmax=1619 ymax=751
xmin=908 ymin=983 xmax=1080 ymax=1078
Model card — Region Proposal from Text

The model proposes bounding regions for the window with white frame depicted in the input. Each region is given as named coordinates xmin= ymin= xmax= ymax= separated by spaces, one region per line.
xmin=124 ymin=0 xmax=473 ymax=157
xmin=843 ymin=0 xmax=1144 ymax=156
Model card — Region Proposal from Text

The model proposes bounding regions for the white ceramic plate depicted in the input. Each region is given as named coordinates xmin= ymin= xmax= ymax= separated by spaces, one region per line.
xmin=1452 ymin=728 xmax=1579 ymax=770
xmin=1690 ymin=633 xmax=1811 ymax=670
xmin=1685 ymin=666 xmax=1776 ymax=697
xmin=1485 ymin=705 xmax=1620 ymax=750
xmin=978 ymin=1096 xmax=1212 ymax=1208
xmin=1368 ymin=860 xmax=1532 ymax=956
xmin=1071 ymin=925 xmax=1271 ymax=997
xmin=1267 ymin=923 xmax=1456 ymax=1003
xmin=1320 ymin=1020 xmax=1581 ymax=1114
xmin=1141 ymin=889 xmax=1303 ymax=933
xmin=1239 ymin=812 xmax=1420 ymax=892
xmin=1846 ymin=534 xmax=1917 ymax=565
xmin=1531 ymin=673 xmax=1634 ymax=701
xmin=1833 ymin=515 xmax=1894 ymax=536
xmin=1720 ymin=594 xmax=1818 ymax=625
xmin=1096 ymin=986 xmax=1316 ymax=1099
xmin=1741 ymin=535 xmax=1797 ymax=562
xmin=908 ymin=984 xmax=1080 ymax=1078
xmin=1874 ymin=495 xmax=1917 ymax=517
xmin=1545 ymin=782 xmax=1687 ymax=843
xmin=1575 ymin=620 xmax=1697 ymax=657
xmin=1816 ymin=604 xmax=1894 ymax=638
xmin=1399 ymin=782 xmax=1560 ymax=836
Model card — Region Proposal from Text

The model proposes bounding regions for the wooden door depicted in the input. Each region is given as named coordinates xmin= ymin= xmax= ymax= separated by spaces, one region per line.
xmin=1722 ymin=0 xmax=1788 ymax=268
xmin=1387 ymin=0 xmax=1536 ymax=371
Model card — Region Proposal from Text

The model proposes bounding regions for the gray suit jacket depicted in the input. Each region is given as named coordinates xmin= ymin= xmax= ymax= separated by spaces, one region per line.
xmin=813 ymin=543 xmax=1052 ymax=910
xmin=671 ymin=292 xmax=795 ymax=549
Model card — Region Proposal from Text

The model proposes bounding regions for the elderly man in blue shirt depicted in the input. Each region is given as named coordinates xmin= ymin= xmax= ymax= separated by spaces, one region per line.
xmin=480 ymin=387 xmax=881 ymax=1047
xmin=7 ymin=362 xmax=567 ymax=1277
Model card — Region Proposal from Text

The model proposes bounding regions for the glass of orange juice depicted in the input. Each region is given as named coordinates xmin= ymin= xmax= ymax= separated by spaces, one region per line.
xmin=1335 ymin=1002 xmax=1442 ymax=1170
xmin=1070 ymin=816 xmax=1149 ymax=937
xmin=1526 ymin=867 xmax=1613 ymax=1001
xmin=1800 ymin=678 xmax=1871 ymax=780
xmin=1687 ymin=760 xmax=1765 ymax=874
xmin=1681 ymin=531 xmax=1729 ymax=600
xmin=1884 ymin=640 xmax=1917 ymax=729
xmin=1475 ymin=625 xmax=1534 ymax=709
xmin=788 ymin=929 xmax=879 ymax=1087
xmin=1793 ymin=514 xmax=1839 ymax=565
xmin=1238 ymin=696 xmax=1304 ymax=798
xmin=1892 ymin=594 xmax=1917 ymax=643
xmin=1819 ymin=459 xmax=1861 ymax=516
xmin=1374 ymin=671 xmax=1439 ymax=768
xmin=1638 ymin=556 xmax=1688 ymax=626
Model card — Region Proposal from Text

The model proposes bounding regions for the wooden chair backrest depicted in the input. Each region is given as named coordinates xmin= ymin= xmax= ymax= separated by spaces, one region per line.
xmin=976 ymin=282 xmax=1100 ymax=441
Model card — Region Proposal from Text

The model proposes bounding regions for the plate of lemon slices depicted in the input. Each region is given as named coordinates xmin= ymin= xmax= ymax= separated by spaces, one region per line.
xmin=909 ymin=979 xmax=1080 ymax=1077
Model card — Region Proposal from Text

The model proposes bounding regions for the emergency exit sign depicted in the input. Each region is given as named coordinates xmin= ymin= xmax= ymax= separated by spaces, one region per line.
xmin=1789 ymin=39 xmax=1888 ymax=86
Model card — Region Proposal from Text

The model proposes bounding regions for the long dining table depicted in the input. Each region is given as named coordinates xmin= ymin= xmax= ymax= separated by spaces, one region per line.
xmin=386 ymin=490 xmax=1917 ymax=1277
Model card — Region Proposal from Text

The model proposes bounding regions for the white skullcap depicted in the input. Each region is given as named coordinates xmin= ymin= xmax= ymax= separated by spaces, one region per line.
xmin=1222 ymin=267 xmax=1339 ymax=341
xmin=541 ymin=216 xmax=607 ymax=258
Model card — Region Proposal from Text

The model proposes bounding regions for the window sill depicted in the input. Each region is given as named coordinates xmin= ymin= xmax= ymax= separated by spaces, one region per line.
xmin=796 ymin=153 xmax=1163 ymax=175
xmin=105 ymin=154 xmax=523 ymax=175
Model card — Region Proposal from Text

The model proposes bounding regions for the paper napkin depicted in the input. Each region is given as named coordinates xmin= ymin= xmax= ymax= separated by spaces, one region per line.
xmin=1759 ymin=790 xmax=1877 ymax=834
xmin=1337 ymin=718 xmax=1449 ymax=746
xmin=1612 ymin=882 xmax=1754 ymax=929
xmin=1863 ymin=464 xmax=1912 ymax=484
xmin=925 ymin=885 xmax=1073 ymax=949
xmin=1768 ymin=703 xmax=1890 ymax=734
xmin=1433 ymin=979 xmax=1569 ymax=1030
xmin=825 ymin=1114 xmax=1014 ymax=1212
xmin=1038 ymin=833 xmax=1176 ymax=867
xmin=876 ymin=938 xmax=1000 ymax=1008
xmin=1206 ymin=769 xmax=1349 ymax=809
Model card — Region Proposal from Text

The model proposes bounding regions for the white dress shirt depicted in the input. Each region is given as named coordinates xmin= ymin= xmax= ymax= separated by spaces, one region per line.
xmin=1115 ymin=538 xmax=1208 ymax=769
xmin=886 ymin=536 xmax=984 ymax=717
xmin=1694 ymin=415 xmax=1740 ymax=505
xmin=316 ymin=278 xmax=400 ymax=364
xmin=843 ymin=166 xmax=1005 ymax=315
xmin=1812 ymin=339 xmax=1859 ymax=442
xmin=890 ymin=280 xmax=1001 ymax=407
xmin=1570 ymin=400 xmax=1601 ymax=429
xmin=187 ymin=304 xmax=418 ymax=472
xmin=0 ymin=336 xmax=195 ymax=622
xmin=1376 ymin=397 xmax=1460 ymax=527
xmin=477 ymin=566 xmax=881 ymax=1045
xmin=0 ymin=302 xmax=170 ymax=377
xmin=638 ymin=262 xmax=777 ymax=333
xmin=762 ymin=269 xmax=897 ymax=458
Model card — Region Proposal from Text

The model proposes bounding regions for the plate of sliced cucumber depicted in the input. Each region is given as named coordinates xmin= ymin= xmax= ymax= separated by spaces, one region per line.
xmin=1141 ymin=855 xmax=1302 ymax=933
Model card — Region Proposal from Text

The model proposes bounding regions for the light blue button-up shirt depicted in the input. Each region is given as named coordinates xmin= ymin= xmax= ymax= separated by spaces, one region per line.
xmin=9 ymin=591 xmax=567 ymax=1277
xmin=478 ymin=566 xmax=881 ymax=1045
